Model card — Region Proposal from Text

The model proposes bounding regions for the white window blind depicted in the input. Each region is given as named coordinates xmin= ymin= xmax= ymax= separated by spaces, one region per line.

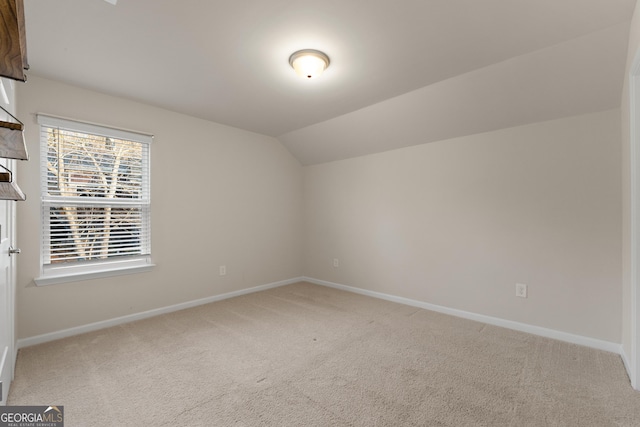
xmin=36 ymin=114 xmax=153 ymax=285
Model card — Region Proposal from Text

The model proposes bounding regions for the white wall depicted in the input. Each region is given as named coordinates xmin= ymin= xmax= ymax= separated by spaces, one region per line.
xmin=304 ymin=110 xmax=622 ymax=342
xmin=621 ymin=0 xmax=640 ymax=371
xmin=16 ymin=76 xmax=303 ymax=339
xmin=12 ymin=75 xmax=624 ymax=346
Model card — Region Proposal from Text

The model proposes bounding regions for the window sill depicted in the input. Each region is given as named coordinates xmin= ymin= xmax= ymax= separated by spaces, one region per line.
xmin=34 ymin=263 xmax=155 ymax=286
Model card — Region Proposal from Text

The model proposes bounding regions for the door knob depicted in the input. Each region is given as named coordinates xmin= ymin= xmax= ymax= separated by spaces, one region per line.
xmin=8 ymin=247 xmax=20 ymax=256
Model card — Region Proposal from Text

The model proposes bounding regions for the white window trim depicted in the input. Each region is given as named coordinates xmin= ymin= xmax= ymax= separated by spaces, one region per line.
xmin=34 ymin=257 xmax=155 ymax=286
xmin=35 ymin=114 xmax=154 ymax=286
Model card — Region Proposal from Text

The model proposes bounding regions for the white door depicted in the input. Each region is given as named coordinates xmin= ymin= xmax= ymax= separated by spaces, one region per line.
xmin=0 ymin=215 xmax=11 ymax=404
xmin=0 ymin=79 xmax=19 ymax=404
xmin=0 ymin=157 xmax=15 ymax=404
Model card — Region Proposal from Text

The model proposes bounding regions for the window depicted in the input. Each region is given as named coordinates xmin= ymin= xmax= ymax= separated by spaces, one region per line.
xmin=35 ymin=115 xmax=153 ymax=286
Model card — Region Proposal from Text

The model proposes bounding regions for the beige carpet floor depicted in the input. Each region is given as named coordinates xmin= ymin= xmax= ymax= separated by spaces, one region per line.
xmin=8 ymin=281 xmax=640 ymax=426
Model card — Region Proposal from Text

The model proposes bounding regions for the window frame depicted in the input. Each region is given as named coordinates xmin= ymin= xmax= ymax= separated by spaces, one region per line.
xmin=35 ymin=114 xmax=154 ymax=286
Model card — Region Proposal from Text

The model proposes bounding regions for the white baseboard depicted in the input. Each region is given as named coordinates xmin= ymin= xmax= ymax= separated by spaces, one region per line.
xmin=303 ymin=277 xmax=623 ymax=355
xmin=17 ymin=276 xmax=624 ymax=358
xmin=17 ymin=277 xmax=304 ymax=349
xmin=621 ymin=347 xmax=634 ymax=386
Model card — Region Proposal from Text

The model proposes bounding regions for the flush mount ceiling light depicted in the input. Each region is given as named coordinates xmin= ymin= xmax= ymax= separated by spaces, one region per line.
xmin=289 ymin=49 xmax=330 ymax=79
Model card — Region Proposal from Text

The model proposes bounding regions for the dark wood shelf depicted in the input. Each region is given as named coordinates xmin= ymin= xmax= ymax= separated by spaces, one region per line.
xmin=0 ymin=119 xmax=22 ymax=131
xmin=0 ymin=0 xmax=28 ymax=82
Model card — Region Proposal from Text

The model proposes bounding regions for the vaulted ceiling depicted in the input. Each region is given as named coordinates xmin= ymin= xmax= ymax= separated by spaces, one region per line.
xmin=24 ymin=0 xmax=636 ymax=164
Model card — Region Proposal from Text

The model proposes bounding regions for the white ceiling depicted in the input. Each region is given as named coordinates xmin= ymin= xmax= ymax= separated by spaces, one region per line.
xmin=24 ymin=0 xmax=636 ymax=165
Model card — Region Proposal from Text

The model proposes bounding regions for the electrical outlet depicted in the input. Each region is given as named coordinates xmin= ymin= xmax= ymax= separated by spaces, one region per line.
xmin=219 ymin=265 xmax=226 ymax=276
xmin=333 ymin=258 xmax=339 ymax=268
xmin=516 ymin=283 xmax=527 ymax=298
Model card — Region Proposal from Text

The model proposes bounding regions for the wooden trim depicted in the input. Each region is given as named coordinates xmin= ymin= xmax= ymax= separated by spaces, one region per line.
xmin=0 ymin=168 xmax=9 ymax=182
xmin=15 ymin=0 xmax=27 ymax=71
xmin=0 ymin=120 xmax=21 ymax=131
xmin=0 ymin=0 xmax=27 ymax=82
